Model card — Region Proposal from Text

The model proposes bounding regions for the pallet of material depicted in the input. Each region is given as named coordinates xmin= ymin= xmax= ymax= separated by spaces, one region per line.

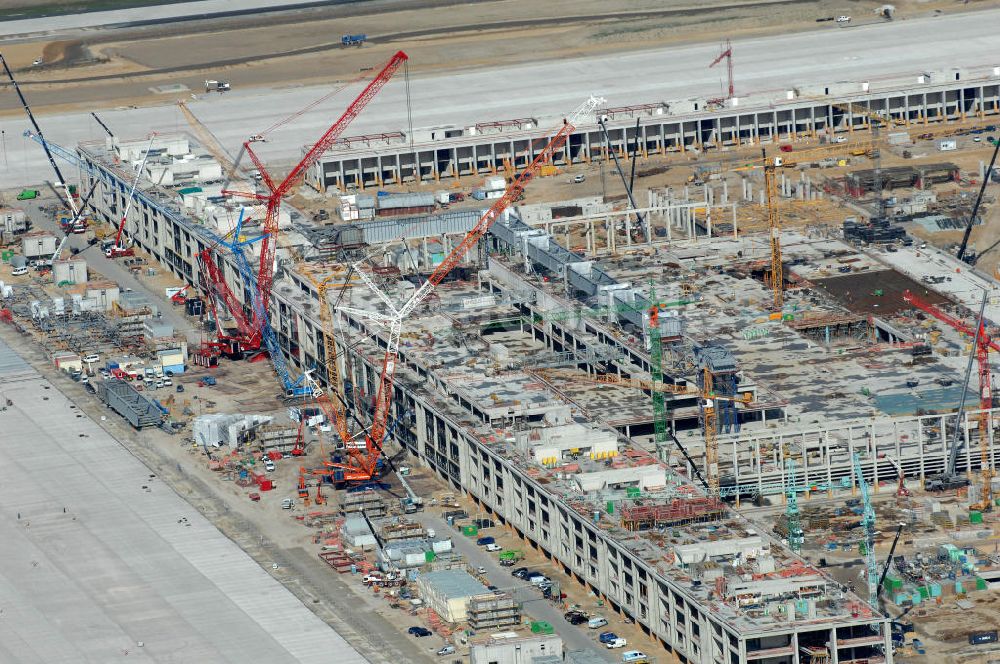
xmin=318 ymin=550 xmax=354 ymax=572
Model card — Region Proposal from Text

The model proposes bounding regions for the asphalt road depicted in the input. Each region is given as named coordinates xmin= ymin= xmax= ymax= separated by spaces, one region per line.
xmin=415 ymin=512 xmax=619 ymax=661
xmin=3 ymin=8 xmax=999 ymax=190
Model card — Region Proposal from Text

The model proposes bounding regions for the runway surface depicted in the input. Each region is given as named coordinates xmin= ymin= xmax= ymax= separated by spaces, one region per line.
xmin=1 ymin=8 xmax=998 ymax=188
xmin=0 ymin=336 xmax=368 ymax=663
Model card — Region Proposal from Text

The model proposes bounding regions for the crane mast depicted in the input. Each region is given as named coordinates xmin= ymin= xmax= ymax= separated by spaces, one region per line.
xmin=337 ymin=96 xmax=605 ymax=480
xmin=111 ymin=137 xmax=155 ymax=254
xmin=853 ymin=452 xmax=880 ymax=618
xmin=763 ymin=150 xmax=783 ymax=310
xmin=903 ymin=289 xmax=995 ymax=507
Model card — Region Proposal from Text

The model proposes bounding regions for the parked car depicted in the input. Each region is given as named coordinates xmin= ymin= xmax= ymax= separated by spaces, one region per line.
xmin=836 ymin=15 xmax=851 ymax=22
xmin=408 ymin=626 xmax=432 ymax=637
xmin=436 ymin=645 xmax=455 ymax=656
xmin=588 ymin=616 xmax=609 ymax=629
xmin=621 ymin=651 xmax=649 ymax=663
xmin=599 ymin=632 xmax=620 ymax=644
xmin=476 ymin=566 xmax=487 ymax=575
xmin=606 ymin=638 xmax=627 ymax=649
xmin=263 ymin=459 xmax=276 ymax=473
xmin=572 ymin=174 xmax=586 ymax=183
xmin=564 ymin=610 xmax=588 ymax=625
xmin=485 ymin=543 xmax=502 ymax=552
xmin=511 ymin=567 xmax=529 ymax=578
xmin=476 ymin=536 xmax=496 ymax=546
xmin=82 ymin=354 xmax=100 ymax=363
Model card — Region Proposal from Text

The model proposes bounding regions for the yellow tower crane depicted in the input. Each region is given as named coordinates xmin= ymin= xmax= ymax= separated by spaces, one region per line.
xmin=762 ymin=150 xmax=783 ymax=310
xmin=531 ymin=367 xmax=753 ymax=494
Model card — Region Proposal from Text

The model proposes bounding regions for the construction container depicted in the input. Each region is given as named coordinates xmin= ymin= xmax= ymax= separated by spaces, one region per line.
xmin=883 ymin=575 xmax=903 ymax=592
xmin=976 ymin=577 xmax=987 ymax=590
xmin=917 ymin=586 xmax=930 ymax=600
xmin=606 ymin=500 xmax=615 ymax=514
xmin=1 ymin=249 xmax=12 ymax=263
xmin=530 ymin=621 xmax=554 ymax=634
xmin=929 ymin=583 xmax=942 ymax=597
xmin=970 ymin=511 xmax=984 ymax=524
xmin=462 ymin=525 xmax=479 ymax=537
xmin=626 ymin=487 xmax=641 ymax=498
xmin=425 ymin=551 xmax=436 ymax=563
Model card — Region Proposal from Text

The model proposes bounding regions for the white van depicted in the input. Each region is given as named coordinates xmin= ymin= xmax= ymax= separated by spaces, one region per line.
xmin=621 ymin=652 xmax=649 ymax=663
xmin=588 ymin=616 xmax=608 ymax=629
xmin=11 ymin=266 xmax=27 ymax=276
xmin=606 ymin=637 xmax=627 ymax=649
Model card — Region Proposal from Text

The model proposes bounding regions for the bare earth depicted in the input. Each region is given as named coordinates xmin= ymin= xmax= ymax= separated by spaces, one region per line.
xmin=4 ymin=0 xmax=1000 ymax=116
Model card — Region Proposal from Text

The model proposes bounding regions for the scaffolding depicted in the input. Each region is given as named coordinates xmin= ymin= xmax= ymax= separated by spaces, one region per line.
xmin=466 ymin=593 xmax=522 ymax=630
xmin=619 ymin=497 xmax=726 ymax=531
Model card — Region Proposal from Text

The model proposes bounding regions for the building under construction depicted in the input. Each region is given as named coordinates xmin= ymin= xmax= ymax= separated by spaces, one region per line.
xmin=75 ymin=129 xmax=997 ymax=663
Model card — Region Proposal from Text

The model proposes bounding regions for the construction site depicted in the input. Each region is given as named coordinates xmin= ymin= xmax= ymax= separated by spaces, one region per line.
xmin=5 ymin=2 xmax=1000 ymax=664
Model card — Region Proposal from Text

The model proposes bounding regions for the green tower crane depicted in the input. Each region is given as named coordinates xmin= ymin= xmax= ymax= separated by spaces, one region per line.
xmin=785 ymin=458 xmax=804 ymax=552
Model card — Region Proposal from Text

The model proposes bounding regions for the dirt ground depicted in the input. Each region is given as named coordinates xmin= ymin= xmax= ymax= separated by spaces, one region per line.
xmin=3 ymin=0 xmax=1000 ymax=116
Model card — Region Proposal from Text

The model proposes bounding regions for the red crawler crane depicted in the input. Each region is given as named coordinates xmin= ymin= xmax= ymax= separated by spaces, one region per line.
xmin=200 ymin=51 xmax=409 ymax=358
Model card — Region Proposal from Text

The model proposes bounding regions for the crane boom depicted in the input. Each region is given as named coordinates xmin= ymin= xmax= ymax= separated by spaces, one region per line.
xmin=224 ymin=50 xmax=408 ymax=349
xmin=91 ymin=112 xmax=114 ymax=138
xmin=957 ymin=137 xmax=1000 ymax=263
xmin=342 ymin=96 xmax=605 ymax=480
xmin=1 ymin=54 xmax=74 ymax=208
xmin=112 ymin=137 xmax=154 ymax=251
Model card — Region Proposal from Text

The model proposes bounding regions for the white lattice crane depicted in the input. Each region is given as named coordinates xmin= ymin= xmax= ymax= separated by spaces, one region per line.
xmin=336 ymin=96 xmax=606 ymax=482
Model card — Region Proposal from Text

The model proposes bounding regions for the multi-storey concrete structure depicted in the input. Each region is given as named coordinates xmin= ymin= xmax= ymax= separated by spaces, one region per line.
xmin=76 ymin=129 xmax=921 ymax=664
xmin=309 ymin=69 xmax=1000 ymax=192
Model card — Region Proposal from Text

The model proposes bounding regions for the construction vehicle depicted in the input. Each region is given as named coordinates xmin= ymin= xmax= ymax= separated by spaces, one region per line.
xmin=904 ymin=290 xmax=988 ymax=499
xmin=341 ymin=34 xmax=367 ymax=47
xmin=16 ymin=189 xmax=39 ymax=200
xmin=334 ymin=95 xmax=605 ymax=483
xmin=106 ymin=138 xmax=154 ymax=258
xmin=204 ymin=79 xmax=230 ymax=93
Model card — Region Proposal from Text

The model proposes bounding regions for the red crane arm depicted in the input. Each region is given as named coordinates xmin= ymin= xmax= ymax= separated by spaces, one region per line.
xmin=244 ymin=143 xmax=276 ymax=194
xmin=275 ymin=50 xmax=409 ymax=199
xmin=421 ymin=123 xmax=575 ymax=291
xmin=902 ymin=290 xmax=1000 ymax=352
xmin=361 ymin=117 xmax=584 ymax=478
xmin=247 ymin=51 xmax=408 ymax=338
xmin=709 ymin=48 xmax=731 ymax=68
xmin=197 ymin=248 xmax=257 ymax=340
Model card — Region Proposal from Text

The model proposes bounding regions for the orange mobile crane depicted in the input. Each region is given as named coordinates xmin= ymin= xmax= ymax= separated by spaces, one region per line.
xmin=330 ymin=96 xmax=606 ymax=483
